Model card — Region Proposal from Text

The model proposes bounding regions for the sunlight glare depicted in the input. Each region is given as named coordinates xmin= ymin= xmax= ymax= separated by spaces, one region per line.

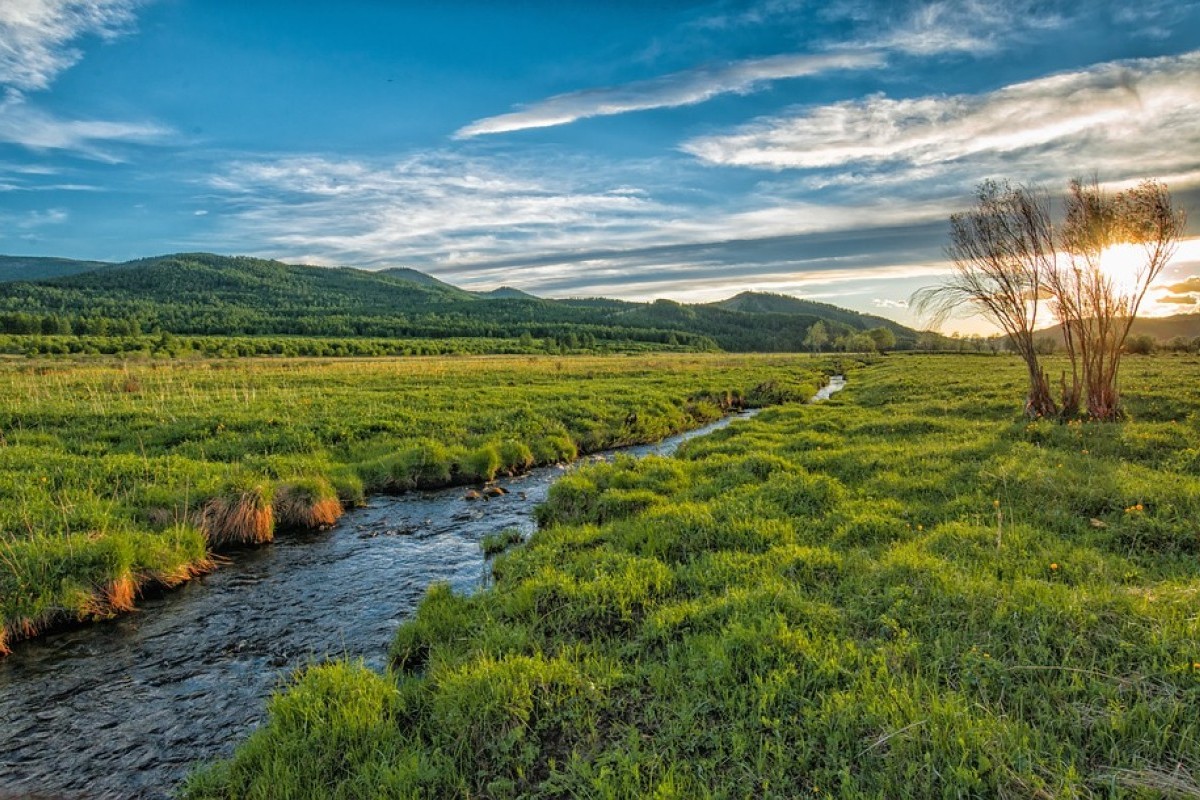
xmin=1098 ymin=242 xmax=1146 ymax=296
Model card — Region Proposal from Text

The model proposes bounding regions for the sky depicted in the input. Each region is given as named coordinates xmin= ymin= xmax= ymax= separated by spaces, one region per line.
xmin=2 ymin=0 xmax=1200 ymax=332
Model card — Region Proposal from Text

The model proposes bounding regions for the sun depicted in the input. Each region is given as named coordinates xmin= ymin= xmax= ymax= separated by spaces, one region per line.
xmin=1097 ymin=242 xmax=1147 ymax=297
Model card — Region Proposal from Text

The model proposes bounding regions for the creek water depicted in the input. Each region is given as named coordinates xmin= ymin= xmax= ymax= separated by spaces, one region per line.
xmin=811 ymin=373 xmax=847 ymax=401
xmin=1 ymin=410 xmax=776 ymax=800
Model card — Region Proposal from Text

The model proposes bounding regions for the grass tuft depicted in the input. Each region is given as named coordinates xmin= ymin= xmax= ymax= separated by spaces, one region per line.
xmin=198 ymin=482 xmax=275 ymax=547
xmin=274 ymin=477 xmax=343 ymax=531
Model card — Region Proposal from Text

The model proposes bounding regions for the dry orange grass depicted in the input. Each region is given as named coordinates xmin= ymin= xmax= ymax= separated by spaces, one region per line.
xmin=81 ymin=574 xmax=137 ymax=617
xmin=198 ymin=489 xmax=274 ymax=547
xmin=151 ymin=556 xmax=217 ymax=588
xmin=274 ymin=481 xmax=343 ymax=530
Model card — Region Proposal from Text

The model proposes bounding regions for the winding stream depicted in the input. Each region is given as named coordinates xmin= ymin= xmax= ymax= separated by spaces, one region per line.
xmin=0 ymin=378 xmax=845 ymax=800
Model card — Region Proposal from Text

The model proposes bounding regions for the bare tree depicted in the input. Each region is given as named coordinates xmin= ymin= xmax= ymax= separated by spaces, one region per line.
xmin=913 ymin=180 xmax=1058 ymax=418
xmin=1055 ymin=178 xmax=1186 ymax=420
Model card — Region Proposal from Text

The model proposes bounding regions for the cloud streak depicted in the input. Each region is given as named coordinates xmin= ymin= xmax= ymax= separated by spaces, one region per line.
xmin=0 ymin=89 xmax=170 ymax=158
xmin=682 ymin=51 xmax=1200 ymax=178
xmin=0 ymin=0 xmax=140 ymax=91
xmin=209 ymin=154 xmax=675 ymax=267
xmin=207 ymin=153 xmax=954 ymax=273
xmin=454 ymin=51 xmax=883 ymax=138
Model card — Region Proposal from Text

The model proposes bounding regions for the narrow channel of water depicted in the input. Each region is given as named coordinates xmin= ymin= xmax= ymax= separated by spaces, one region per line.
xmin=812 ymin=373 xmax=847 ymax=401
xmin=0 ymin=410 xmax=770 ymax=800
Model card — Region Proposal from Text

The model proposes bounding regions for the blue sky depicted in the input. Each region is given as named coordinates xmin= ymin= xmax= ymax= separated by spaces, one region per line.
xmin=2 ymin=0 xmax=1199 ymax=330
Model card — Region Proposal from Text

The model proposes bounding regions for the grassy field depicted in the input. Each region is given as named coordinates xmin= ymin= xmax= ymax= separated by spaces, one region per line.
xmin=0 ymin=353 xmax=829 ymax=655
xmin=183 ymin=354 xmax=1200 ymax=799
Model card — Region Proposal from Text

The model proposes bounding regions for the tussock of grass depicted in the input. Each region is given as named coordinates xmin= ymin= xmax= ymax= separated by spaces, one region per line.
xmin=198 ymin=483 xmax=275 ymax=547
xmin=480 ymin=528 xmax=523 ymax=556
xmin=274 ymin=477 xmax=342 ymax=531
xmin=184 ymin=354 xmax=1200 ymax=798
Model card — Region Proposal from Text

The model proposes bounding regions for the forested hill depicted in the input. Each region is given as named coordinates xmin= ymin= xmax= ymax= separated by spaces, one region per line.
xmin=713 ymin=291 xmax=910 ymax=337
xmin=0 ymin=252 xmax=918 ymax=351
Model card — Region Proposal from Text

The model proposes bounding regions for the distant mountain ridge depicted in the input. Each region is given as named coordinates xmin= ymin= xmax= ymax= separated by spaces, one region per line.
xmin=1038 ymin=313 xmax=1200 ymax=343
xmin=0 ymin=251 xmax=919 ymax=351
xmin=0 ymin=255 xmax=113 ymax=283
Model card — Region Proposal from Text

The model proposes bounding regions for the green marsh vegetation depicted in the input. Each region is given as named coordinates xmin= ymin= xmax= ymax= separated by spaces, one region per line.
xmin=0 ymin=353 xmax=825 ymax=654
xmin=185 ymin=353 xmax=1200 ymax=798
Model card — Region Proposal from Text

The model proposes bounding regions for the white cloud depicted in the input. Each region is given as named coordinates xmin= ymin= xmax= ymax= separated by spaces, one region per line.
xmin=0 ymin=0 xmax=140 ymax=91
xmin=0 ymin=207 xmax=69 ymax=231
xmin=861 ymin=0 xmax=1068 ymax=56
xmin=0 ymin=89 xmax=170 ymax=157
xmin=682 ymin=51 xmax=1200 ymax=184
xmin=455 ymin=51 xmax=883 ymax=138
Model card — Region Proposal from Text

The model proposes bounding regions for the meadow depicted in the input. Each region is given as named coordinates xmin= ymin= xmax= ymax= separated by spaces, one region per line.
xmin=0 ymin=353 xmax=826 ymax=655
xmin=183 ymin=354 xmax=1200 ymax=799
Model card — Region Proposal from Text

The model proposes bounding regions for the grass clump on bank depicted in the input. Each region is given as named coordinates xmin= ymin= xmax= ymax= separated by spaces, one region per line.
xmin=184 ymin=354 xmax=1200 ymax=798
xmin=0 ymin=353 xmax=828 ymax=653
xmin=480 ymin=528 xmax=524 ymax=556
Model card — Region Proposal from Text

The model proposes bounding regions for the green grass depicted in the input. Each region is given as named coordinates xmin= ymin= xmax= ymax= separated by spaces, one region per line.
xmin=184 ymin=353 xmax=1200 ymax=799
xmin=481 ymin=529 xmax=525 ymax=557
xmin=0 ymin=353 xmax=829 ymax=653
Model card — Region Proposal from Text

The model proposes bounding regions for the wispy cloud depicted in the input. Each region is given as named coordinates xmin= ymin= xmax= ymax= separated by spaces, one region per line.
xmin=454 ymin=0 xmax=1132 ymax=139
xmin=207 ymin=152 xmax=957 ymax=269
xmin=454 ymin=51 xmax=882 ymax=138
xmin=0 ymin=206 xmax=69 ymax=232
xmin=859 ymin=0 xmax=1068 ymax=56
xmin=0 ymin=1 xmax=169 ymax=159
xmin=0 ymin=89 xmax=170 ymax=158
xmin=0 ymin=0 xmax=141 ymax=91
xmin=208 ymin=154 xmax=675 ymax=267
xmin=681 ymin=51 xmax=1200 ymax=186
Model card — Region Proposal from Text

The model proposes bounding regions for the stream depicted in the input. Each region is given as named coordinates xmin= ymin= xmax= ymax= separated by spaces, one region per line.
xmin=0 ymin=378 xmax=845 ymax=800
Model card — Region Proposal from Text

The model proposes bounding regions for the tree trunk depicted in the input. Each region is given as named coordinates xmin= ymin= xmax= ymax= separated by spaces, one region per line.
xmin=1025 ymin=362 xmax=1058 ymax=418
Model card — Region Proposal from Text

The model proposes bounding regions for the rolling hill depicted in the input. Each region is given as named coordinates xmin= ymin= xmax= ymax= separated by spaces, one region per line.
xmin=0 ymin=252 xmax=918 ymax=351
xmin=1036 ymin=313 xmax=1200 ymax=346
xmin=0 ymin=255 xmax=113 ymax=283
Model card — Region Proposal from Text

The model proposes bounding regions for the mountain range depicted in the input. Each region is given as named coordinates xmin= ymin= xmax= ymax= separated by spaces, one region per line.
xmin=0 ymin=252 xmax=917 ymax=351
